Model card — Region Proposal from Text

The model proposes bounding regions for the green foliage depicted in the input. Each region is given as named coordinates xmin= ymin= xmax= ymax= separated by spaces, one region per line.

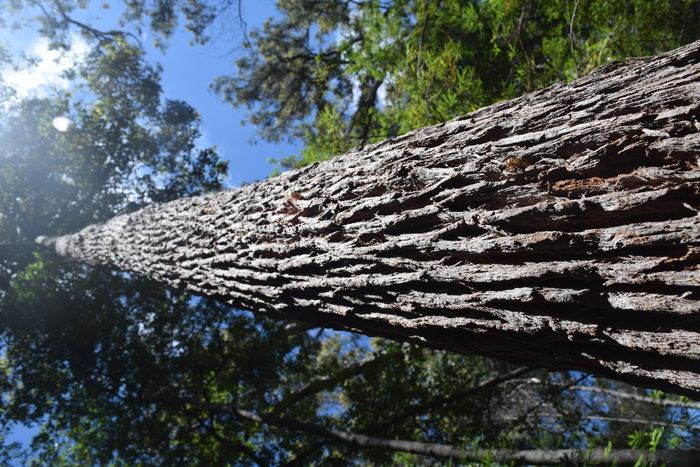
xmin=220 ymin=0 xmax=700 ymax=169
xmin=0 ymin=38 xmax=227 ymax=236
xmin=1 ymin=255 xmax=329 ymax=465
xmin=628 ymin=428 xmax=667 ymax=467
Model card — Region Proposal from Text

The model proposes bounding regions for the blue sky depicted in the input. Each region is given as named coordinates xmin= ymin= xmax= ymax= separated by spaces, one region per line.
xmin=149 ymin=0 xmax=302 ymax=186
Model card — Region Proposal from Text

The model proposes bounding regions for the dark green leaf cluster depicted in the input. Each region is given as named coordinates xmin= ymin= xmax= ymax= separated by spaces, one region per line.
xmin=1 ymin=262 xmax=329 ymax=465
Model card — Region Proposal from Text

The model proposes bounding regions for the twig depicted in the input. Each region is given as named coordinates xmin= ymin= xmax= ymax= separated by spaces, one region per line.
xmin=569 ymin=0 xmax=581 ymax=78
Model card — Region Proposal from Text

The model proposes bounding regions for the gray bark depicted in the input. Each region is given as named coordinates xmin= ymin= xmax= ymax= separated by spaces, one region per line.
xmin=38 ymin=41 xmax=700 ymax=398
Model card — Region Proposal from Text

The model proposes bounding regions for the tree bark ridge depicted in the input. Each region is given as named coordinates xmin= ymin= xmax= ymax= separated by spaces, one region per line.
xmin=38 ymin=41 xmax=700 ymax=397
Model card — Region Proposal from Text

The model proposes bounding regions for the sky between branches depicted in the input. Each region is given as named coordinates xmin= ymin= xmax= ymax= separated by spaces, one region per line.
xmin=0 ymin=0 xmax=296 ymax=188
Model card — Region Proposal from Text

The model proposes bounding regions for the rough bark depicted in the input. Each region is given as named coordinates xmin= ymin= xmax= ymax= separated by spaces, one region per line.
xmin=38 ymin=41 xmax=700 ymax=397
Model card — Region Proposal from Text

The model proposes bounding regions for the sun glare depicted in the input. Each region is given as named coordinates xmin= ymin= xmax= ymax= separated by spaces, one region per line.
xmin=52 ymin=116 xmax=71 ymax=132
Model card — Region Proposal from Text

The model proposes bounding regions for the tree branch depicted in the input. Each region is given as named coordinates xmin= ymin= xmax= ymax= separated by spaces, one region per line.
xmin=177 ymin=395 xmax=700 ymax=466
xmin=271 ymin=354 xmax=391 ymax=413
xmin=48 ymin=0 xmax=141 ymax=46
xmin=567 ymin=385 xmax=700 ymax=409
xmin=361 ymin=366 xmax=534 ymax=435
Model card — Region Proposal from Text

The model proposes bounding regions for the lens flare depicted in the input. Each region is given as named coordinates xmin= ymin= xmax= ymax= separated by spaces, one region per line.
xmin=52 ymin=117 xmax=71 ymax=132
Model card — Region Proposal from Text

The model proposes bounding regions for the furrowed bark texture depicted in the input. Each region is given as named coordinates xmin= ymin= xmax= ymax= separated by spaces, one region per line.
xmin=38 ymin=42 xmax=700 ymax=397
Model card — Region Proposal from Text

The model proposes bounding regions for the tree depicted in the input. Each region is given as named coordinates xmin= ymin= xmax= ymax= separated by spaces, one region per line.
xmin=37 ymin=38 xmax=700 ymax=402
xmin=215 ymin=0 xmax=700 ymax=167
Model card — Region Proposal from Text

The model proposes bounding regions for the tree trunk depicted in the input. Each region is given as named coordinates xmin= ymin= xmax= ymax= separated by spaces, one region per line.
xmin=37 ymin=41 xmax=700 ymax=398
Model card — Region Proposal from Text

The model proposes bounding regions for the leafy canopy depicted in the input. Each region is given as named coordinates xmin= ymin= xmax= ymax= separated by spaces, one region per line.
xmin=214 ymin=0 xmax=700 ymax=170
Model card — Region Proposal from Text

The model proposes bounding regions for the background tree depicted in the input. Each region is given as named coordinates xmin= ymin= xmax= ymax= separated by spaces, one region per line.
xmin=215 ymin=0 xmax=700 ymax=168
xmin=1 ymin=0 xmax=699 ymax=465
